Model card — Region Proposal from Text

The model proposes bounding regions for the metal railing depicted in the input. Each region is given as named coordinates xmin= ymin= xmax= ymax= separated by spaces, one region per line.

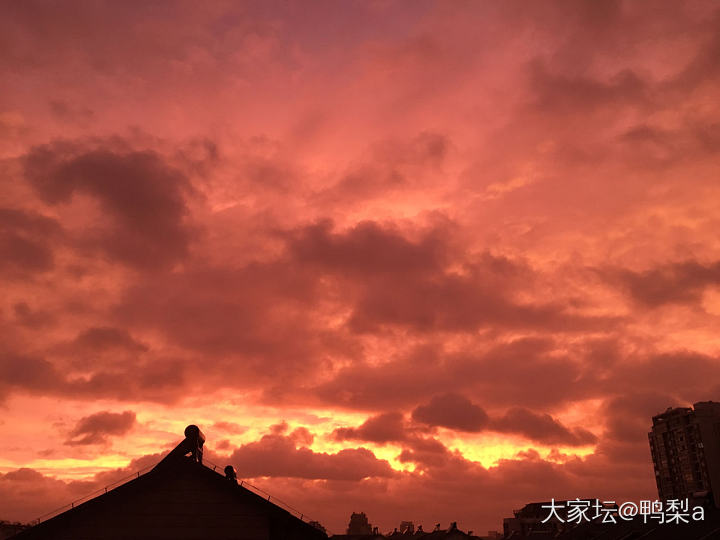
xmin=30 ymin=462 xmax=158 ymax=525
xmin=28 ymin=457 xmax=319 ymax=529
xmin=203 ymin=458 xmax=315 ymax=523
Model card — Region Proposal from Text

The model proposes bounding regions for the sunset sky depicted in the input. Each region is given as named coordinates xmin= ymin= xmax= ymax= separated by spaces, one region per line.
xmin=2 ymin=0 xmax=720 ymax=534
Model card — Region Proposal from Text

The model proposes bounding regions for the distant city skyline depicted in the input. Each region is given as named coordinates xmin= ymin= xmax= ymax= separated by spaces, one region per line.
xmin=2 ymin=0 xmax=720 ymax=534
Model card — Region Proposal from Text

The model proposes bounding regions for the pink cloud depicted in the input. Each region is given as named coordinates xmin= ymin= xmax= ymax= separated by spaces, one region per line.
xmin=64 ymin=411 xmax=137 ymax=446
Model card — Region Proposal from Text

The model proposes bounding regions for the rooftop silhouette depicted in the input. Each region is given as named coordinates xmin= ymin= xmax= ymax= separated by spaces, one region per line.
xmin=10 ymin=426 xmax=327 ymax=540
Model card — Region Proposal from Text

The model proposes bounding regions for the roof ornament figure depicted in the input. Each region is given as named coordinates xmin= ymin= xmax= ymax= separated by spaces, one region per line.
xmin=224 ymin=465 xmax=238 ymax=484
xmin=157 ymin=424 xmax=206 ymax=468
xmin=183 ymin=424 xmax=205 ymax=464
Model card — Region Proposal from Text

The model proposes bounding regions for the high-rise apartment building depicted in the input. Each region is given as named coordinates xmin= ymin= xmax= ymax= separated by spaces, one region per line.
xmin=648 ymin=401 xmax=720 ymax=508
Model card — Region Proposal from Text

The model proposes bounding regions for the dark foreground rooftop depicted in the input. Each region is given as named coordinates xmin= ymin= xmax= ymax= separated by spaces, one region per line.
xmin=11 ymin=425 xmax=327 ymax=540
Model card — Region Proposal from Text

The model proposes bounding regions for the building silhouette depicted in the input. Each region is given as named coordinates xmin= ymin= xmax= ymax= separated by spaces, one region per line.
xmin=10 ymin=425 xmax=327 ymax=540
xmin=0 ymin=522 xmax=29 ymax=540
xmin=648 ymin=401 xmax=720 ymax=508
xmin=332 ymin=518 xmax=490 ymax=540
xmin=498 ymin=401 xmax=720 ymax=538
xmin=502 ymin=500 xmax=618 ymax=538
xmin=383 ymin=521 xmax=484 ymax=540
xmin=347 ymin=512 xmax=373 ymax=535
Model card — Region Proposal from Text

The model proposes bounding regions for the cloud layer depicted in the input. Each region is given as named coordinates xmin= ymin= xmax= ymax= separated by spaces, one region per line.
xmin=2 ymin=0 xmax=720 ymax=534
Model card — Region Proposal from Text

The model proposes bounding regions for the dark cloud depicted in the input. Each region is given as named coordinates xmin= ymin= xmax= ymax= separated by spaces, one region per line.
xmin=0 ymin=1 xmax=219 ymax=73
xmin=13 ymin=302 xmax=55 ymax=328
xmin=213 ymin=439 xmax=232 ymax=452
xmin=54 ymin=327 xmax=151 ymax=373
xmin=397 ymin=436 xmax=452 ymax=469
xmin=73 ymin=327 xmax=148 ymax=353
xmin=65 ymin=410 xmax=137 ymax=446
xmin=612 ymin=122 xmax=719 ymax=171
xmin=490 ymin=408 xmax=597 ymax=446
xmin=528 ymin=60 xmax=651 ymax=114
xmin=412 ymin=393 xmax=489 ymax=432
xmin=607 ymin=259 xmax=720 ymax=307
xmin=115 ymin=262 xmax=322 ymax=365
xmin=0 ymin=208 xmax=63 ymax=278
xmin=313 ymin=338 xmax=588 ymax=410
xmin=94 ymin=219 xmax=622 ymax=409
xmin=286 ymin=221 xmax=615 ymax=334
xmin=286 ymin=219 xmax=448 ymax=278
xmin=23 ymin=142 xmax=196 ymax=269
xmin=602 ymin=392 xmax=678 ymax=444
xmin=49 ymin=100 xmax=94 ymax=122
xmin=618 ymin=119 xmax=720 ymax=172
xmin=605 ymin=351 xmax=720 ymax=403
xmin=333 ymin=412 xmax=408 ymax=444
xmin=670 ymin=11 xmax=720 ymax=90
xmin=0 ymin=351 xmax=63 ymax=402
xmin=289 ymin=427 xmax=314 ymax=447
xmin=2 ymin=328 xmax=192 ymax=402
xmin=173 ymin=138 xmax=220 ymax=178
xmin=312 ymin=345 xmax=447 ymax=409
xmin=228 ymin=433 xmax=395 ymax=481
xmin=346 ymin=275 xmax=611 ymax=333
xmin=409 ymin=394 xmax=596 ymax=446
xmin=270 ymin=421 xmax=289 ymax=434
xmin=67 ymin=357 xmax=190 ymax=404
